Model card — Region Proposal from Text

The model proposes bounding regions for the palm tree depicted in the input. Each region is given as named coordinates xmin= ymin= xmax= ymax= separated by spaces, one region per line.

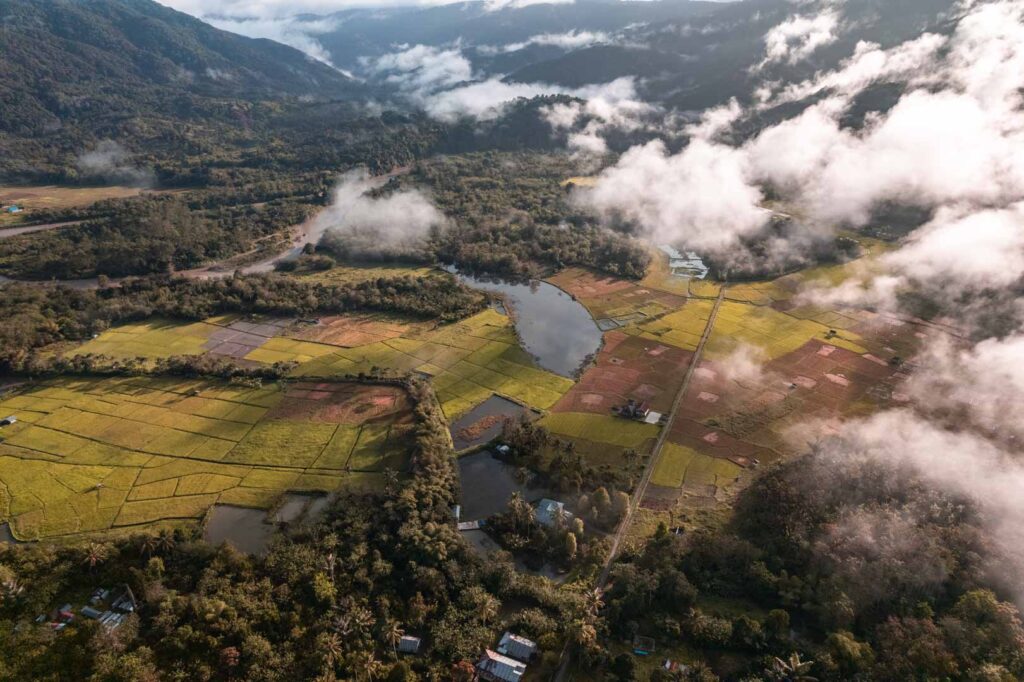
xmin=320 ymin=632 xmax=344 ymax=669
xmin=138 ymin=534 xmax=159 ymax=558
xmin=156 ymin=530 xmax=176 ymax=554
xmin=83 ymin=543 xmax=108 ymax=571
xmin=583 ymin=587 xmax=605 ymax=618
xmin=566 ymin=619 xmax=597 ymax=650
xmin=352 ymin=605 xmax=375 ymax=635
xmin=382 ymin=620 xmax=404 ymax=659
xmin=358 ymin=652 xmax=382 ymax=682
xmin=479 ymin=595 xmax=499 ymax=627
xmin=767 ymin=653 xmax=818 ymax=681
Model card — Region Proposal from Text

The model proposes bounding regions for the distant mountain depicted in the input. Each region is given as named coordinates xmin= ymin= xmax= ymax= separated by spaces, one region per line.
xmin=313 ymin=0 xmax=721 ymax=75
xmin=0 ymin=0 xmax=360 ymax=136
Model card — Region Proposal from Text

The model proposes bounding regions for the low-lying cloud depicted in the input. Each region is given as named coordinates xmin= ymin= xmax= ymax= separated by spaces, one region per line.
xmin=75 ymin=141 xmax=155 ymax=188
xmin=316 ymin=170 xmax=446 ymax=261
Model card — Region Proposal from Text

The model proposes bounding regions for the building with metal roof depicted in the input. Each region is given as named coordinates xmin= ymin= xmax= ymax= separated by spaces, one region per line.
xmin=476 ymin=649 xmax=526 ymax=682
xmin=496 ymin=632 xmax=538 ymax=662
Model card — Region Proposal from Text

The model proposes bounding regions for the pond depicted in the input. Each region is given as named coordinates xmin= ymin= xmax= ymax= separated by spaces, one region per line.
xmin=457 ymin=449 xmax=551 ymax=521
xmin=449 ymin=395 xmax=530 ymax=451
xmin=451 ymin=270 xmax=602 ymax=377
xmin=204 ymin=505 xmax=275 ymax=556
xmin=0 ymin=523 xmax=16 ymax=544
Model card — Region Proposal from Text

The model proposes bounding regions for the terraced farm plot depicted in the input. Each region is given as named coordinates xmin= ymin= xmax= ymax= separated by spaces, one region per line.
xmin=0 ymin=376 xmax=412 ymax=540
xmin=650 ymin=443 xmax=741 ymax=489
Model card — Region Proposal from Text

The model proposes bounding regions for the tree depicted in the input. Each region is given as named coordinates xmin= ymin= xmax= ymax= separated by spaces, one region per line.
xmin=766 ymin=653 xmax=817 ymax=682
xmin=83 ymin=543 xmax=109 ymax=571
xmin=564 ymin=532 xmax=578 ymax=562
xmin=319 ymin=632 xmax=344 ymax=670
xmin=359 ymin=652 xmax=383 ymax=682
xmin=382 ymin=620 xmax=404 ymax=660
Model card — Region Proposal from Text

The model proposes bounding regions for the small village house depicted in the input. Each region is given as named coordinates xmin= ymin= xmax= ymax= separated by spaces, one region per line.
xmin=476 ymin=649 xmax=526 ymax=682
xmin=496 ymin=632 xmax=538 ymax=662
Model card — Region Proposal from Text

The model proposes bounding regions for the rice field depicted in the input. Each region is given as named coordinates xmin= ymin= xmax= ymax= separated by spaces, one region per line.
xmin=650 ymin=443 xmax=742 ymax=488
xmin=293 ymin=309 xmax=575 ymax=418
xmin=539 ymin=412 xmax=659 ymax=449
xmin=0 ymin=376 xmax=411 ymax=540
xmin=704 ymin=301 xmax=867 ymax=360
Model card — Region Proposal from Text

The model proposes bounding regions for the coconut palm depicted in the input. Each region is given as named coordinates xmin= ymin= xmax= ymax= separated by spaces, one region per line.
xmin=583 ymin=587 xmax=605 ymax=618
xmin=156 ymin=530 xmax=176 ymax=554
xmin=358 ymin=652 xmax=382 ymax=681
xmin=567 ymin=619 xmax=597 ymax=650
xmin=320 ymin=632 xmax=344 ymax=669
xmin=767 ymin=653 xmax=818 ymax=681
xmin=83 ymin=542 xmax=108 ymax=571
xmin=382 ymin=620 xmax=404 ymax=659
xmin=138 ymin=534 xmax=159 ymax=558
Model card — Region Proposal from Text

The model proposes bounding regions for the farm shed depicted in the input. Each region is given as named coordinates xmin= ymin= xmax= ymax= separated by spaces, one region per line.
xmin=477 ymin=649 xmax=526 ymax=682
xmin=496 ymin=632 xmax=538 ymax=662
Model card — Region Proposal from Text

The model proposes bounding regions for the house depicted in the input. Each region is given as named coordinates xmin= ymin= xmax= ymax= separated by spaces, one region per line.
xmin=0 ymin=416 xmax=16 ymax=426
xmin=535 ymin=498 xmax=573 ymax=528
xmin=476 ymin=649 xmax=526 ymax=682
xmin=496 ymin=632 xmax=538 ymax=662
xmin=398 ymin=635 xmax=421 ymax=654
xmin=614 ymin=399 xmax=650 ymax=420
xmin=81 ymin=606 xmax=103 ymax=619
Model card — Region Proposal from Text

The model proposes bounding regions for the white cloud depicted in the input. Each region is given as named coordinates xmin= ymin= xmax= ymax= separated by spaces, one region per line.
xmin=575 ymin=1 xmax=1024 ymax=260
xmin=757 ymin=9 xmax=840 ymax=68
xmin=425 ymin=75 xmax=643 ymax=123
xmin=362 ymin=44 xmax=473 ymax=92
xmin=574 ymin=138 xmax=768 ymax=251
xmin=478 ymin=29 xmax=610 ymax=54
xmin=317 ymin=169 xmax=446 ymax=259
xmin=202 ymin=15 xmax=340 ymax=64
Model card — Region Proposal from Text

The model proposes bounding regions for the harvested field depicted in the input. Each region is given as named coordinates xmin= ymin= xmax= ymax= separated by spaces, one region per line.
xmin=553 ymin=331 xmax=693 ymax=415
xmin=547 ymin=267 xmax=688 ymax=324
xmin=0 ymin=376 xmax=413 ymax=540
xmin=291 ymin=312 xmax=433 ymax=347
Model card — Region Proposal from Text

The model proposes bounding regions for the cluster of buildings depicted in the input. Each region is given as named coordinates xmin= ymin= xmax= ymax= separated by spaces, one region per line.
xmin=477 ymin=631 xmax=539 ymax=681
xmin=37 ymin=585 xmax=137 ymax=632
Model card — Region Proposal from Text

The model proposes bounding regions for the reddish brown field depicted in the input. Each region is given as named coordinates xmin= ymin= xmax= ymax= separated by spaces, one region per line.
xmin=666 ymin=338 xmax=910 ymax=468
xmin=547 ymin=267 xmax=688 ymax=321
xmin=265 ymin=383 xmax=412 ymax=424
xmin=292 ymin=313 xmax=429 ymax=347
xmin=553 ymin=331 xmax=694 ymax=415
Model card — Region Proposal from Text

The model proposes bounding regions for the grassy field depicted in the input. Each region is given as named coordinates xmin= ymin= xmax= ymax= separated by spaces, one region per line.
xmin=0 ymin=376 xmax=410 ymax=540
xmin=0 ymin=185 xmax=158 ymax=227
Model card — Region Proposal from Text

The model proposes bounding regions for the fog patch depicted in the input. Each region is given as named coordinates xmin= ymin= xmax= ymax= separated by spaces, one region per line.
xmin=317 ymin=170 xmax=445 ymax=262
xmin=75 ymin=141 xmax=155 ymax=188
